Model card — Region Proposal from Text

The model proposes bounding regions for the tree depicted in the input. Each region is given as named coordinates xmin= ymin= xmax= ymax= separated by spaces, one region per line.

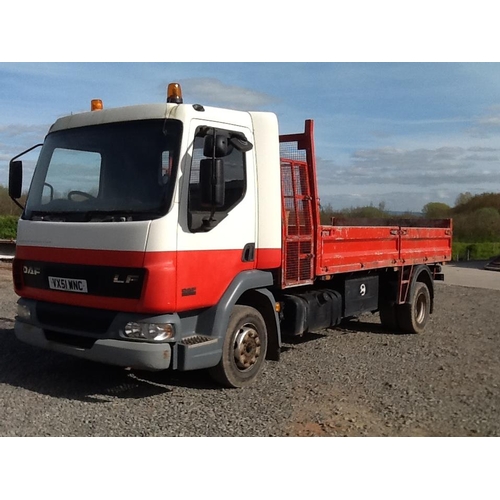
xmin=422 ymin=202 xmax=451 ymax=219
xmin=347 ymin=206 xmax=387 ymax=218
xmin=0 ymin=185 xmax=23 ymax=216
xmin=455 ymin=192 xmax=473 ymax=206
xmin=319 ymin=203 xmax=335 ymax=224
xmin=452 ymin=192 xmax=500 ymax=215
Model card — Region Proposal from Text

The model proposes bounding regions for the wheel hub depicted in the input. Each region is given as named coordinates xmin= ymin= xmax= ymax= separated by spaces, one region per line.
xmin=415 ymin=294 xmax=426 ymax=323
xmin=233 ymin=323 xmax=261 ymax=371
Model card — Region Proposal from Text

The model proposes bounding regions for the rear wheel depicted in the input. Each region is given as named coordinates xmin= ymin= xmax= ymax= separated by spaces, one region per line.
xmin=209 ymin=305 xmax=268 ymax=388
xmin=397 ymin=281 xmax=431 ymax=333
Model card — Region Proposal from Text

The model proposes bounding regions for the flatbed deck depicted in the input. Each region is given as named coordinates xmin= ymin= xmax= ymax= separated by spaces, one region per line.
xmin=317 ymin=218 xmax=452 ymax=275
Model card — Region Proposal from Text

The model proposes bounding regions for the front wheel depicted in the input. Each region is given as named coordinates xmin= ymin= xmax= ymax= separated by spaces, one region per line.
xmin=209 ymin=305 xmax=268 ymax=388
xmin=397 ymin=281 xmax=431 ymax=333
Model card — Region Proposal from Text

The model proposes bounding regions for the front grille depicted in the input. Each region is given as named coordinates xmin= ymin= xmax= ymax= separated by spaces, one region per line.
xmin=37 ymin=302 xmax=115 ymax=334
xmin=21 ymin=260 xmax=145 ymax=299
xmin=44 ymin=329 xmax=97 ymax=349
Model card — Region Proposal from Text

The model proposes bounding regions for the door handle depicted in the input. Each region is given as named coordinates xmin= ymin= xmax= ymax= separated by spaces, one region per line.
xmin=242 ymin=243 xmax=255 ymax=262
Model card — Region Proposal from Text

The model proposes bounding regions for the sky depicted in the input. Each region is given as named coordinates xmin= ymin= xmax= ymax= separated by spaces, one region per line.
xmin=2 ymin=1 xmax=500 ymax=214
xmin=2 ymin=61 xmax=500 ymax=213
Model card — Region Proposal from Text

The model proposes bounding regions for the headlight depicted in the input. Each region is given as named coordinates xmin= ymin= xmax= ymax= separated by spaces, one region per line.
xmin=145 ymin=323 xmax=174 ymax=341
xmin=123 ymin=322 xmax=174 ymax=341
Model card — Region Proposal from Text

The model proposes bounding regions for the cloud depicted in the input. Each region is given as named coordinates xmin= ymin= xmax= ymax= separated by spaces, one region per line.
xmin=317 ymin=105 xmax=500 ymax=210
xmin=0 ymin=124 xmax=47 ymax=187
xmin=0 ymin=124 xmax=48 ymax=139
xmin=320 ymin=188 xmax=462 ymax=213
xmin=317 ymin=144 xmax=500 ymax=190
xmin=468 ymin=106 xmax=500 ymax=138
xmin=467 ymin=146 xmax=498 ymax=152
xmin=463 ymin=154 xmax=499 ymax=162
xmin=181 ymin=78 xmax=278 ymax=110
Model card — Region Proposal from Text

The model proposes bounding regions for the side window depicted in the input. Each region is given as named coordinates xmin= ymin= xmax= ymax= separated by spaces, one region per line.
xmin=161 ymin=150 xmax=173 ymax=185
xmin=188 ymin=129 xmax=246 ymax=232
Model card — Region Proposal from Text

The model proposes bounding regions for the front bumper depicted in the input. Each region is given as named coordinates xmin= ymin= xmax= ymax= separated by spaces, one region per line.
xmin=14 ymin=298 xmax=223 ymax=372
xmin=15 ymin=321 xmax=172 ymax=371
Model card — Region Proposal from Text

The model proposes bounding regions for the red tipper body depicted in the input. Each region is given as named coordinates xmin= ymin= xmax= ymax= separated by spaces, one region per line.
xmin=279 ymin=119 xmax=452 ymax=288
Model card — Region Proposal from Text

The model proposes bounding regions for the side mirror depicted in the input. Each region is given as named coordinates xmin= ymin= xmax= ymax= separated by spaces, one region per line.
xmin=203 ymin=134 xmax=233 ymax=158
xmin=9 ymin=160 xmax=23 ymax=199
xmin=230 ymin=134 xmax=253 ymax=153
xmin=8 ymin=143 xmax=43 ymax=210
xmin=199 ymin=158 xmax=224 ymax=208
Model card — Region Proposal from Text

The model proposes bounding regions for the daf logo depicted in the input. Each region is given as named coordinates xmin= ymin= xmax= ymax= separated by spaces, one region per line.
xmin=113 ymin=274 xmax=140 ymax=284
xmin=23 ymin=266 xmax=41 ymax=276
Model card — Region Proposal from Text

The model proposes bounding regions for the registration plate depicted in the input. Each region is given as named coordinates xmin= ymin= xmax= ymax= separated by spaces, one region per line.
xmin=48 ymin=276 xmax=88 ymax=293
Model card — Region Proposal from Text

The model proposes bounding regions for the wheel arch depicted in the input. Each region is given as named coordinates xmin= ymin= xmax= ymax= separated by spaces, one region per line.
xmin=409 ymin=265 xmax=435 ymax=314
xmin=197 ymin=270 xmax=280 ymax=361
xmin=236 ymin=288 xmax=281 ymax=361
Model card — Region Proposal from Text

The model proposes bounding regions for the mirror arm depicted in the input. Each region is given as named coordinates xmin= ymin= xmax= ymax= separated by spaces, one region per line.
xmin=11 ymin=198 xmax=24 ymax=211
xmin=8 ymin=143 xmax=43 ymax=210
xmin=11 ymin=143 xmax=43 ymax=162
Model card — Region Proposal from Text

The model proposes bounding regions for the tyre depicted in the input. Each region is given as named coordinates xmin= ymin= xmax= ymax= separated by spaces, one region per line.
xmin=209 ymin=305 xmax=268 ymax=388
xmin=397 ymin=281 xmax=431 ymax=334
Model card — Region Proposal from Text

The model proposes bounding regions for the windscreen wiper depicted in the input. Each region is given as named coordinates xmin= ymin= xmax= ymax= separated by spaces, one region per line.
xmin=29 ymin=209 xmax=161 ymax=222
xmin=84 ymin=209 xmax=161 ymax=222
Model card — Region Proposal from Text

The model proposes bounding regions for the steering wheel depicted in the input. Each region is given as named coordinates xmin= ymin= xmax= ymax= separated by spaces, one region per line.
xmin=68 ymin=190 xmax=95 ymax=201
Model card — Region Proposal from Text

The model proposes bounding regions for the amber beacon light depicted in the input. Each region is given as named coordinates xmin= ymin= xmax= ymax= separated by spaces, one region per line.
xmin=91 ymin=99 xmax=103 ymax=111
xmin=167 ymin=83 xmax=183 ymax=104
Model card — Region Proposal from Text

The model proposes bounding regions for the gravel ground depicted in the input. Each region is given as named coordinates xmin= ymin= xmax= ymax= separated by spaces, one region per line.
xmin=0 ymin=263 xmax=499 ymax=437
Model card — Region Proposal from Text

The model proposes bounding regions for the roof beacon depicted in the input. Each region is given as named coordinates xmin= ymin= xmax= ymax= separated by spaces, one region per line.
xmin=91 ymin=99 xmax=103 ymax=111
xmin=167 ymin=83 xmax=183 ymax=104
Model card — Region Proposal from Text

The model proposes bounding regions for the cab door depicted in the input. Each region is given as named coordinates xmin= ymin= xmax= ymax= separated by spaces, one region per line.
xmin=175 ymin=120 xmax=257 ymax=312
